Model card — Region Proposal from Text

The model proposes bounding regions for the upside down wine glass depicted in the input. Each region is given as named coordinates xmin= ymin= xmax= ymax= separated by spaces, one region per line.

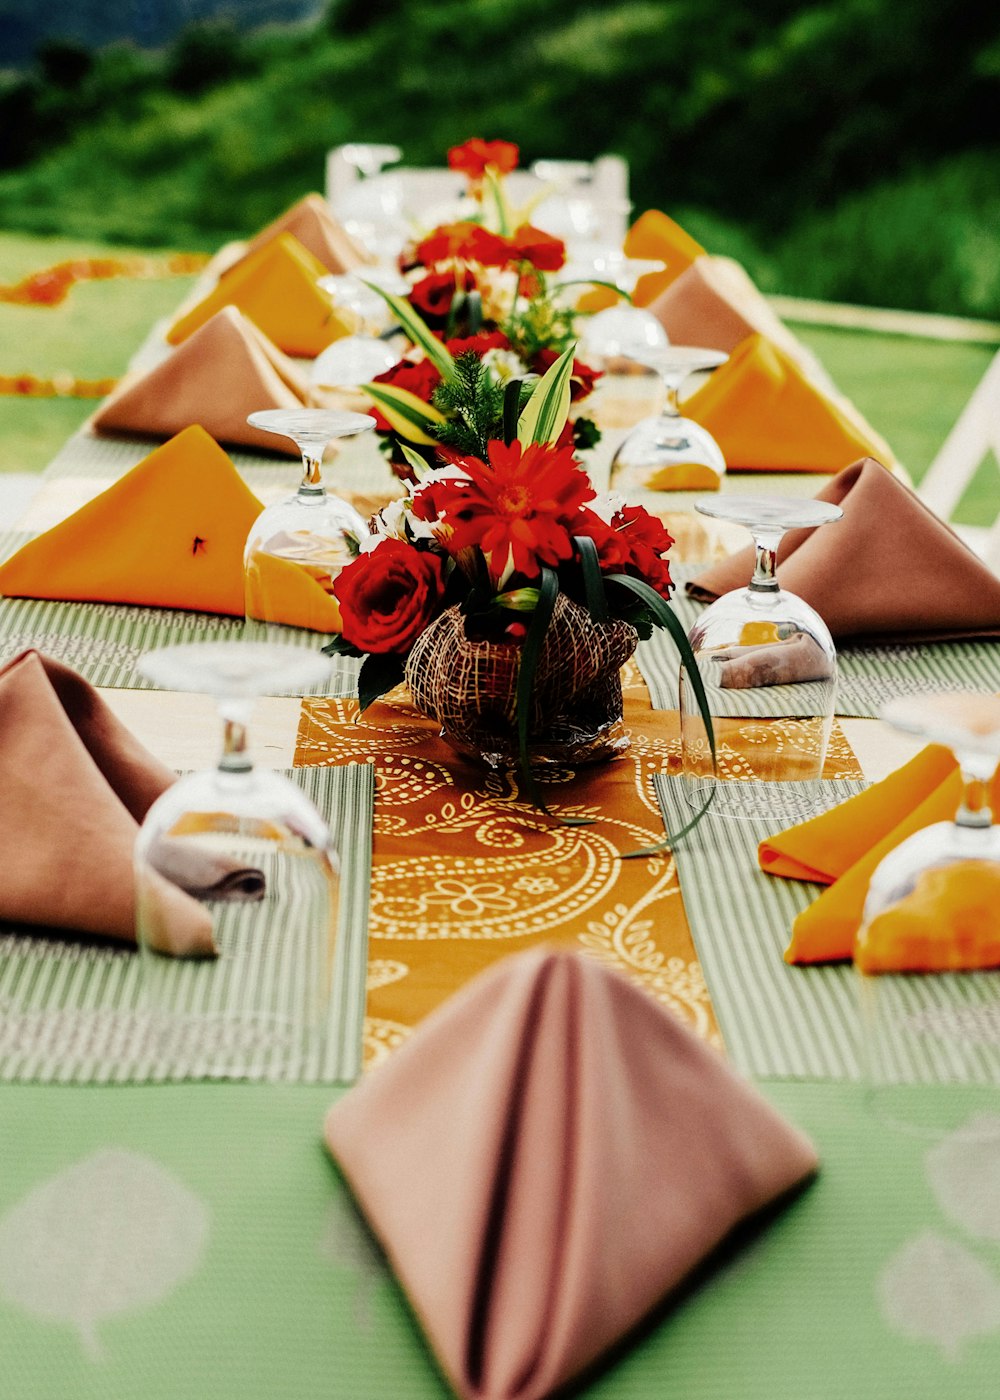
xmin=680 ymin=495 xmax=843 ymax=819
xmin=134 ymin=641 xmax=340 ymax=1077
xmin=857 ymin=693 xmax=1000 ymax=1138
xmin=244 ymin=408 xmax=375 ymax=638
xmin=609 ymin=346 xmax=729 ymax=492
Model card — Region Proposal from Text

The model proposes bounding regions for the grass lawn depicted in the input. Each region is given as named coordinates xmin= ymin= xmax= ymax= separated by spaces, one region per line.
xmin=0 ymin=232 xmax=997 ymax=524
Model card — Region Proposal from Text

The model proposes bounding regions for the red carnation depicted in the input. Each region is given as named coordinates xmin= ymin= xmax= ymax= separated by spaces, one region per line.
xmin=611 ymin=504 xmax=675 ymax=599
xmin=447 ymin=138 xmax=519 ymax=181
xmin=334 ymin=538 xmax=447 ymax=655
xmin=415 ymin=222 xmax=510 ymax=268
xmin=444 ymin=330 xmax=511 ymax=357
xmin=507 ymin=224 xmax=566 ymax=272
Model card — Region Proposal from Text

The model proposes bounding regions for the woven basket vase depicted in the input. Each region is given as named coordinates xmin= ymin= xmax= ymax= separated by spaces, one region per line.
xmin=404 ymin=593 xmax=638 ymax=769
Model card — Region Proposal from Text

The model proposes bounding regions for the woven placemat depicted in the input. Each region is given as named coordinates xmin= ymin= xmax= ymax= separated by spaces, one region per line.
xmin=0 ymin=763 xmax=373 ymax=1085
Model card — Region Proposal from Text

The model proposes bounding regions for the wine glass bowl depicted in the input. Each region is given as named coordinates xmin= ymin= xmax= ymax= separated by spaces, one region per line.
xmin=680 ymin=495 xmax=842 ymax=819
xmin=855 ymin=692 xmax=1000 ymax=1137
xmin=133 ymin=641 xmax=340 ymax=1077
xmin=609 ymin=346 xmax=728 ymax=492
xmin=244 ymin=408 xmax=375 ymax=637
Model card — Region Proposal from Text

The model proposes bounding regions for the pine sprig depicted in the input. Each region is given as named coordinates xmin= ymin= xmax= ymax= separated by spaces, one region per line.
xmin=431 ymin=350 xmax=505 ymax=458
xmin=505 ymin=297 xmax=577 ymax=364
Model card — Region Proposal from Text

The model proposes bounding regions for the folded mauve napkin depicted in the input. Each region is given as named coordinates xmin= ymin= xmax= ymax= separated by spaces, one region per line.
xmin=325 ymin=948 xmax=818 ymax=1400
xmin=93 ymin=307 xmax=311 ymax=455
xmin=759 ymin=743 xmax=1000 ymax=963
xmin=688 ymin=457 xmax=1000 ymax=641
xmin=682 ymin=333 xmax=888 ymax=472
xmin=0 ymin=650 xmax=214 ymax=954
xmin=166 ymin=233 xmax=353 ymax=358
xmin=623 ymin=209 xmax=705 ymax=306
xmin=241 ymin=192 xmax=370 ymax=274
xmin=0 ymin=425 xmax=263 ymax=616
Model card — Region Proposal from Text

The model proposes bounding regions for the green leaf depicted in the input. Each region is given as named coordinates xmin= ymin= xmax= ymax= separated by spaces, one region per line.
xmin=362 ymin=282 xmax=456 ymax=379
xmin=321 ymin=635 xmax=362 ymax=658
xmin=549 ymin=279 xmax=634 ymax=303
xmin=357 ymin=651 xmax=405 ymax=713
xmin=573 ymin=534 xmax=609 ymax=622
xmin=516 ymin=342 xmax=575 ymax=445
xmin=603 ymin=572 xmax=718 ymax=854
xmin=494 ymin=586 xmax=540 ymax=611
xmin=502 ymin=377 xmax=523 ymax=444
xmin=483 ymin=167 xmax=511 ymax=235
xmin=398 ymin=441 xmax=433 ymax=479
xmin=361 ymin=382 xmax=446 ymax=445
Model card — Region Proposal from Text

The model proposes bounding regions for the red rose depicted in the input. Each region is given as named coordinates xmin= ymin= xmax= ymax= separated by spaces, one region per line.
xmin=334 ymin=538 xmax=447 ymax=655
xmin=507 ymin=224 xmax=566 ymax=272
xmin=409 ymin=268 xmax=477 ymax=321
xmin=368 ymin=357 xmax=442 ymax=432
xmin=447 ymin=138 xmax=519 ymax=181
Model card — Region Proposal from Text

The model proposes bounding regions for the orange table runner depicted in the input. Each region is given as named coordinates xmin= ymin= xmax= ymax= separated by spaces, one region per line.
xmin=295 ymin=661 xmax=862 ymax=1067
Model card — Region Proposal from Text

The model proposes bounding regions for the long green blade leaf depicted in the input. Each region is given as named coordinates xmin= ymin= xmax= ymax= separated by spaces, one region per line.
xmin=502 ymin=378 xmax=523 ymax=444
xmin=362 ymin=282 xmax=456 ymax=379
xmin=573 ymin=534 xmax=608 ymax=621
xmin=516 ymin=342 xmax=575 ymax=445
xmin=361 ymin=382 xmax=445 ymax=445
xmin=604 ymin=572 xmax=717 ymax=853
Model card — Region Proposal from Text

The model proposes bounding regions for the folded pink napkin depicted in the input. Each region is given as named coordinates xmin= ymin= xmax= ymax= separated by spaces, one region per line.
xmin=0 ymin=650 xmax=215 ymax=955
xmin=688 ymin=457 xmax=1000 ymax=641
xmin=325 ymin=948 xmax=817 ymax=1400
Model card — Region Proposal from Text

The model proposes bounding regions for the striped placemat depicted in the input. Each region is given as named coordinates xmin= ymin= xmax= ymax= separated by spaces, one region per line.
xmin=0 ymin=763 xmax=373 ymax=1085
xmin=656 ymin=774 xmax=1000 ymax=1085
xmin=639 ymin=568 xmax=1000 ymax=719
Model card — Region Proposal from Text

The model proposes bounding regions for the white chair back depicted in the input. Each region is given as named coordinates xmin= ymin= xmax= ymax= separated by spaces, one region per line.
xmin=918 ymin=348 xmax=1000 ymax=571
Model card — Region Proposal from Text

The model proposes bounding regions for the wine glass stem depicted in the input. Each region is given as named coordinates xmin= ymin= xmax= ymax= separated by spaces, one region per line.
xmin=660 ymin=374 xmax=682 ymax=418
xmin=955 ymin=757 xmax=994 ymax=830
xmin=299 ymin=450 xmax=326 ymax=500
xmin=748 ymin=528 xmax=784 ymax=594
xmin=218 ymin=702 xmax=253 ymax=775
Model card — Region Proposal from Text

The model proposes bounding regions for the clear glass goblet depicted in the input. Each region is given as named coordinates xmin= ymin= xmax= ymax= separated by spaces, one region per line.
xmin=337 ymin=143 xmax=405 ymax=266
xmin=576 ymin=254 xmax=670 ymax=368
xmin=680 ymin=495 xmax=843 ymax=819
xmin=310 ymin=335 xmax=400 ymax=391
xmin=856 ymin=693 xmax=1000 ymax=1138
xmin=317 ymin=268 xmax=409 ymax=337
xmin=609 ymin=346 xmax=729 ymax=492
xmin=134 ymin=640 xmax=340 ymax=1078
xmin=244 ymin=408 xmax=374 ymax=637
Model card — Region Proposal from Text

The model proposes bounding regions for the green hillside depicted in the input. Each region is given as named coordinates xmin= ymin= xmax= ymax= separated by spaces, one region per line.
xmin=0 ymin=0 xmax=998 ymax=316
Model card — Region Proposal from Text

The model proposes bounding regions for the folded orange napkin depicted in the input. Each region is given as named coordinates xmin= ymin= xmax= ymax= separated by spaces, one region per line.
xmin=325 ymin=948 xmax=817 ymax=1400
xmin=688 ymin=457 xmax=1000 ymax=641
xmin=93 ymin=307 xmax=311 ymax=455
xmin=0 ymin=650 xmax=214 ymax=954
xmin=241 ymin=192 xmax=370 ymax=274
xmin=682 ymin=332 xmax=888 ymax=472
xmin=855 ymin=860 xmax=1000 ymax=973
xmin=166 ymin=233 xmax=353 ymax=358
xmin=0 ymin=426 xmax=264 ymax=616
xmin=623 ymin=209 xmax=705 ymax=306
xmin=244 ymin=544 xmax=344 ymax=634
xmin=759 ymin=744 xmax=1000 ymax=963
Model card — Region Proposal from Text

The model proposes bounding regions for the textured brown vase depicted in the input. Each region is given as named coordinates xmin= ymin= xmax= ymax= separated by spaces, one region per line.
xmin=404 ymin=594 xmax=638 ymax=769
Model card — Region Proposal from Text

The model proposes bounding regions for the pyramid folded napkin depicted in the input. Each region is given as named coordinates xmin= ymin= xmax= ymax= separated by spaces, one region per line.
xmin=623 ymin=209 xmax=705 ymax=306
xmin=241 ymin=192 xmax=369 ymax=274
xmin=0 ymin=650 xmax=214 ymax=954
xmin=682 ymin=332 xmax=889 ymax=472
xmin=325 ymin=948 xmax=817 ymax=1400
xmin=759 ymin=744 xmax=1000 ymax=963
xmin=688 ymin=457 xmax=1000 ymax=641
xmin=166 ymin=233 xmax=353 ymax=358
xmin=0 ymin=426 xmax=264 ymax=616
xmin=93 ymin=307 xmax=311 ymax=455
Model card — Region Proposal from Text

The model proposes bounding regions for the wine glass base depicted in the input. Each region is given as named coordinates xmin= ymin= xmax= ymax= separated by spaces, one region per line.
xmin=682 ymin=777 xmax=833 ymax=822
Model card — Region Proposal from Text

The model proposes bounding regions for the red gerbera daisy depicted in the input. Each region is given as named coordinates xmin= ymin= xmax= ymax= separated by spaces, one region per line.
xmin=447 ymin=138 xmax=520 ymax=181
xmin=415 ymin=221 xmax=510 ymax=268
xmin=438 ymin=439 xmax=595 ymax=585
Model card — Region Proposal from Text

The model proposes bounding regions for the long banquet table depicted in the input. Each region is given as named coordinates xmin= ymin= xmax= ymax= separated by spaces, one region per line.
xmin=2 ymin=326 xmax=1000 ymax=1399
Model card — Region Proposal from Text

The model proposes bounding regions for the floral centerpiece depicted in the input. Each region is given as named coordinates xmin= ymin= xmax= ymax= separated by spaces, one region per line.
xmin=360 ymin=138 xmax=605 ymax=479
xmin=327 ymin=345 xmax=712 ymax=813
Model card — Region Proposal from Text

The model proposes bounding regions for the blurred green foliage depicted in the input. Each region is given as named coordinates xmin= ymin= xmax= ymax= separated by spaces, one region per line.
xmin=0 ymin=0 xmax=997 ymax=315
